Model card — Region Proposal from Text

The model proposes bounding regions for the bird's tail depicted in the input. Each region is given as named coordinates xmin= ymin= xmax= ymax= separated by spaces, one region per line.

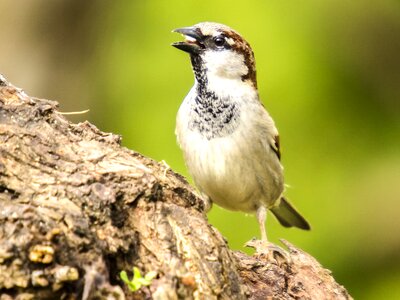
xmin=270 ymin=197 xmax=311 ymax=230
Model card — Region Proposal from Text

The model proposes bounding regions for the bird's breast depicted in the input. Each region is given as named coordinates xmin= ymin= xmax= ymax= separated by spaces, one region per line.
xmin=187 ymin=92 xmax=240 ymax=140
xmin=180 ymin=126 xmax=262 ymax=212
xmin=176 ymin=87 xmax=284 ymax=212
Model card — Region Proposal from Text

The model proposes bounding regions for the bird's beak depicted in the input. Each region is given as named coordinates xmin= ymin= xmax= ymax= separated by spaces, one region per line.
xmin=172 ymin=26 xmax=204 ymax=54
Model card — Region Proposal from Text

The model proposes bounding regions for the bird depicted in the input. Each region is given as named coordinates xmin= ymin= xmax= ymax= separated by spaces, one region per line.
xmin=172 ymin=22 xmax=310 ymax=252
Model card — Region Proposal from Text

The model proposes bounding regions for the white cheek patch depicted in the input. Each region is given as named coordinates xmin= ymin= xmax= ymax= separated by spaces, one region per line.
xmin=201 ymin=50 xmax=251 ymax=99
xmin=203 ymin=50 xmax=248 ymax=79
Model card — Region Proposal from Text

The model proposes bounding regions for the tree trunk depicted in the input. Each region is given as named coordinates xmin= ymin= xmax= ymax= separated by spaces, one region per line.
xmin=0 ymin=75 xmax=352 ymax=300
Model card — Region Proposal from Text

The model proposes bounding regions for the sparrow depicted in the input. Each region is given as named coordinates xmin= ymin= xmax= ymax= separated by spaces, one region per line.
xmin=172 ymin=22 xmax=310 ymax=249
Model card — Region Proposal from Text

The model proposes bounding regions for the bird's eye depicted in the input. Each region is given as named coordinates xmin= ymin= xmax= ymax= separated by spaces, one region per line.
xmin=213 ymin=36 xmax=225 ymax=47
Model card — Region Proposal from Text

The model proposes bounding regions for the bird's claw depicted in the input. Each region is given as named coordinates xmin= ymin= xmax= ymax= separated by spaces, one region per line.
xmin=160 ymin=160 xmax=171 ymax=178
xmin=245 ymin=238 xmax=292 ymax=266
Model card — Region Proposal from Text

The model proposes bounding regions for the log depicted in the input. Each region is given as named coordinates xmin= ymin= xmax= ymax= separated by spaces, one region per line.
xmin=0 ymin=75 xmax=352 ymax=299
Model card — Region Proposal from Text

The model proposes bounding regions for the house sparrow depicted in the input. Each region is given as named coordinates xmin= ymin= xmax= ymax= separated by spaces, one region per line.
xmin=172 ymin=22 xmax=310 ymax=248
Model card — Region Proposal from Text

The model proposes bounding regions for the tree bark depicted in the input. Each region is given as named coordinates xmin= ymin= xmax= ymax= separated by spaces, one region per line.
xmin=0 ymin=75 xmax=352 ymax=300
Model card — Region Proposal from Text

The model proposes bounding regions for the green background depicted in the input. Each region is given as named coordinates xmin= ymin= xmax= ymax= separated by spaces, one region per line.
xmin=1 ymin=1 xmax=399 ymax=298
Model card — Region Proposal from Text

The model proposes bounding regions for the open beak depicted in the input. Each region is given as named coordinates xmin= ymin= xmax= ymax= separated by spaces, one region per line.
xmin=172 ymin=26 xmax=204 ymax=54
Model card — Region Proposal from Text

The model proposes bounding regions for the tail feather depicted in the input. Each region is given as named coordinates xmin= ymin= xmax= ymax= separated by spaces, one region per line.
xmin=270 ymin=197 xmax=311 ymax=230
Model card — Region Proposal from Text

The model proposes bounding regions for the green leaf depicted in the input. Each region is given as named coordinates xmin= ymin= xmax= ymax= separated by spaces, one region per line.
xmin=120 ymin=267 xmax=157 ymax=292
xmin=133 ymin=267 xmax=142 ymax=280
xmin=120 ymin=271 xmax=129 ymax=283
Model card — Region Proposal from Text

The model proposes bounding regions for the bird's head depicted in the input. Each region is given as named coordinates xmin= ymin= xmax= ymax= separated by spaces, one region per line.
xmin=172 ymin=22 xmax=257 ymax=89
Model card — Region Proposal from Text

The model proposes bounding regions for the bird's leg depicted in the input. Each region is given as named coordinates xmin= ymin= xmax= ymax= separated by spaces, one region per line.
xmin=245 ymin=206 xmax=291 ymax=264
xmin=257 ymin=205 xmax=268 ymax=241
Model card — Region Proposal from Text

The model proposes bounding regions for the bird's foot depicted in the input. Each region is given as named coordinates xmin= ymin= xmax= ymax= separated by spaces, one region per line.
xmin=160 ymin=160 xmax=171 ymax=178
xmin=245 ymin=238 xmax=291 ymax=266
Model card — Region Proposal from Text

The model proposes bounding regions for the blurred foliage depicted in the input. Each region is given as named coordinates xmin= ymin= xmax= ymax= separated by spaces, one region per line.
xmin=1 ymin=0 xmax=399 ymax=298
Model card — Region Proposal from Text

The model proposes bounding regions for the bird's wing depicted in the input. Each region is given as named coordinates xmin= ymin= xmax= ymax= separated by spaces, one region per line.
xmin=251 ymin=104 xmax=285 ymax=202
xmin=257 ymin=100 xmax=281 ymax=160
xmin=271 ymin=134 xmax=281 ymax=160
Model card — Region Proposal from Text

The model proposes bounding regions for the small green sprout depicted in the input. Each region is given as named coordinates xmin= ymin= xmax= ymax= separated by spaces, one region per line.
xmin=120 ymin=267 xmax=157 ymax=292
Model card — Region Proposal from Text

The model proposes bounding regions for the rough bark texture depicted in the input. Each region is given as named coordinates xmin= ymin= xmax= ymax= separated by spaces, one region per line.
xmin=0 ymin=75 xmax=352 ymax=300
